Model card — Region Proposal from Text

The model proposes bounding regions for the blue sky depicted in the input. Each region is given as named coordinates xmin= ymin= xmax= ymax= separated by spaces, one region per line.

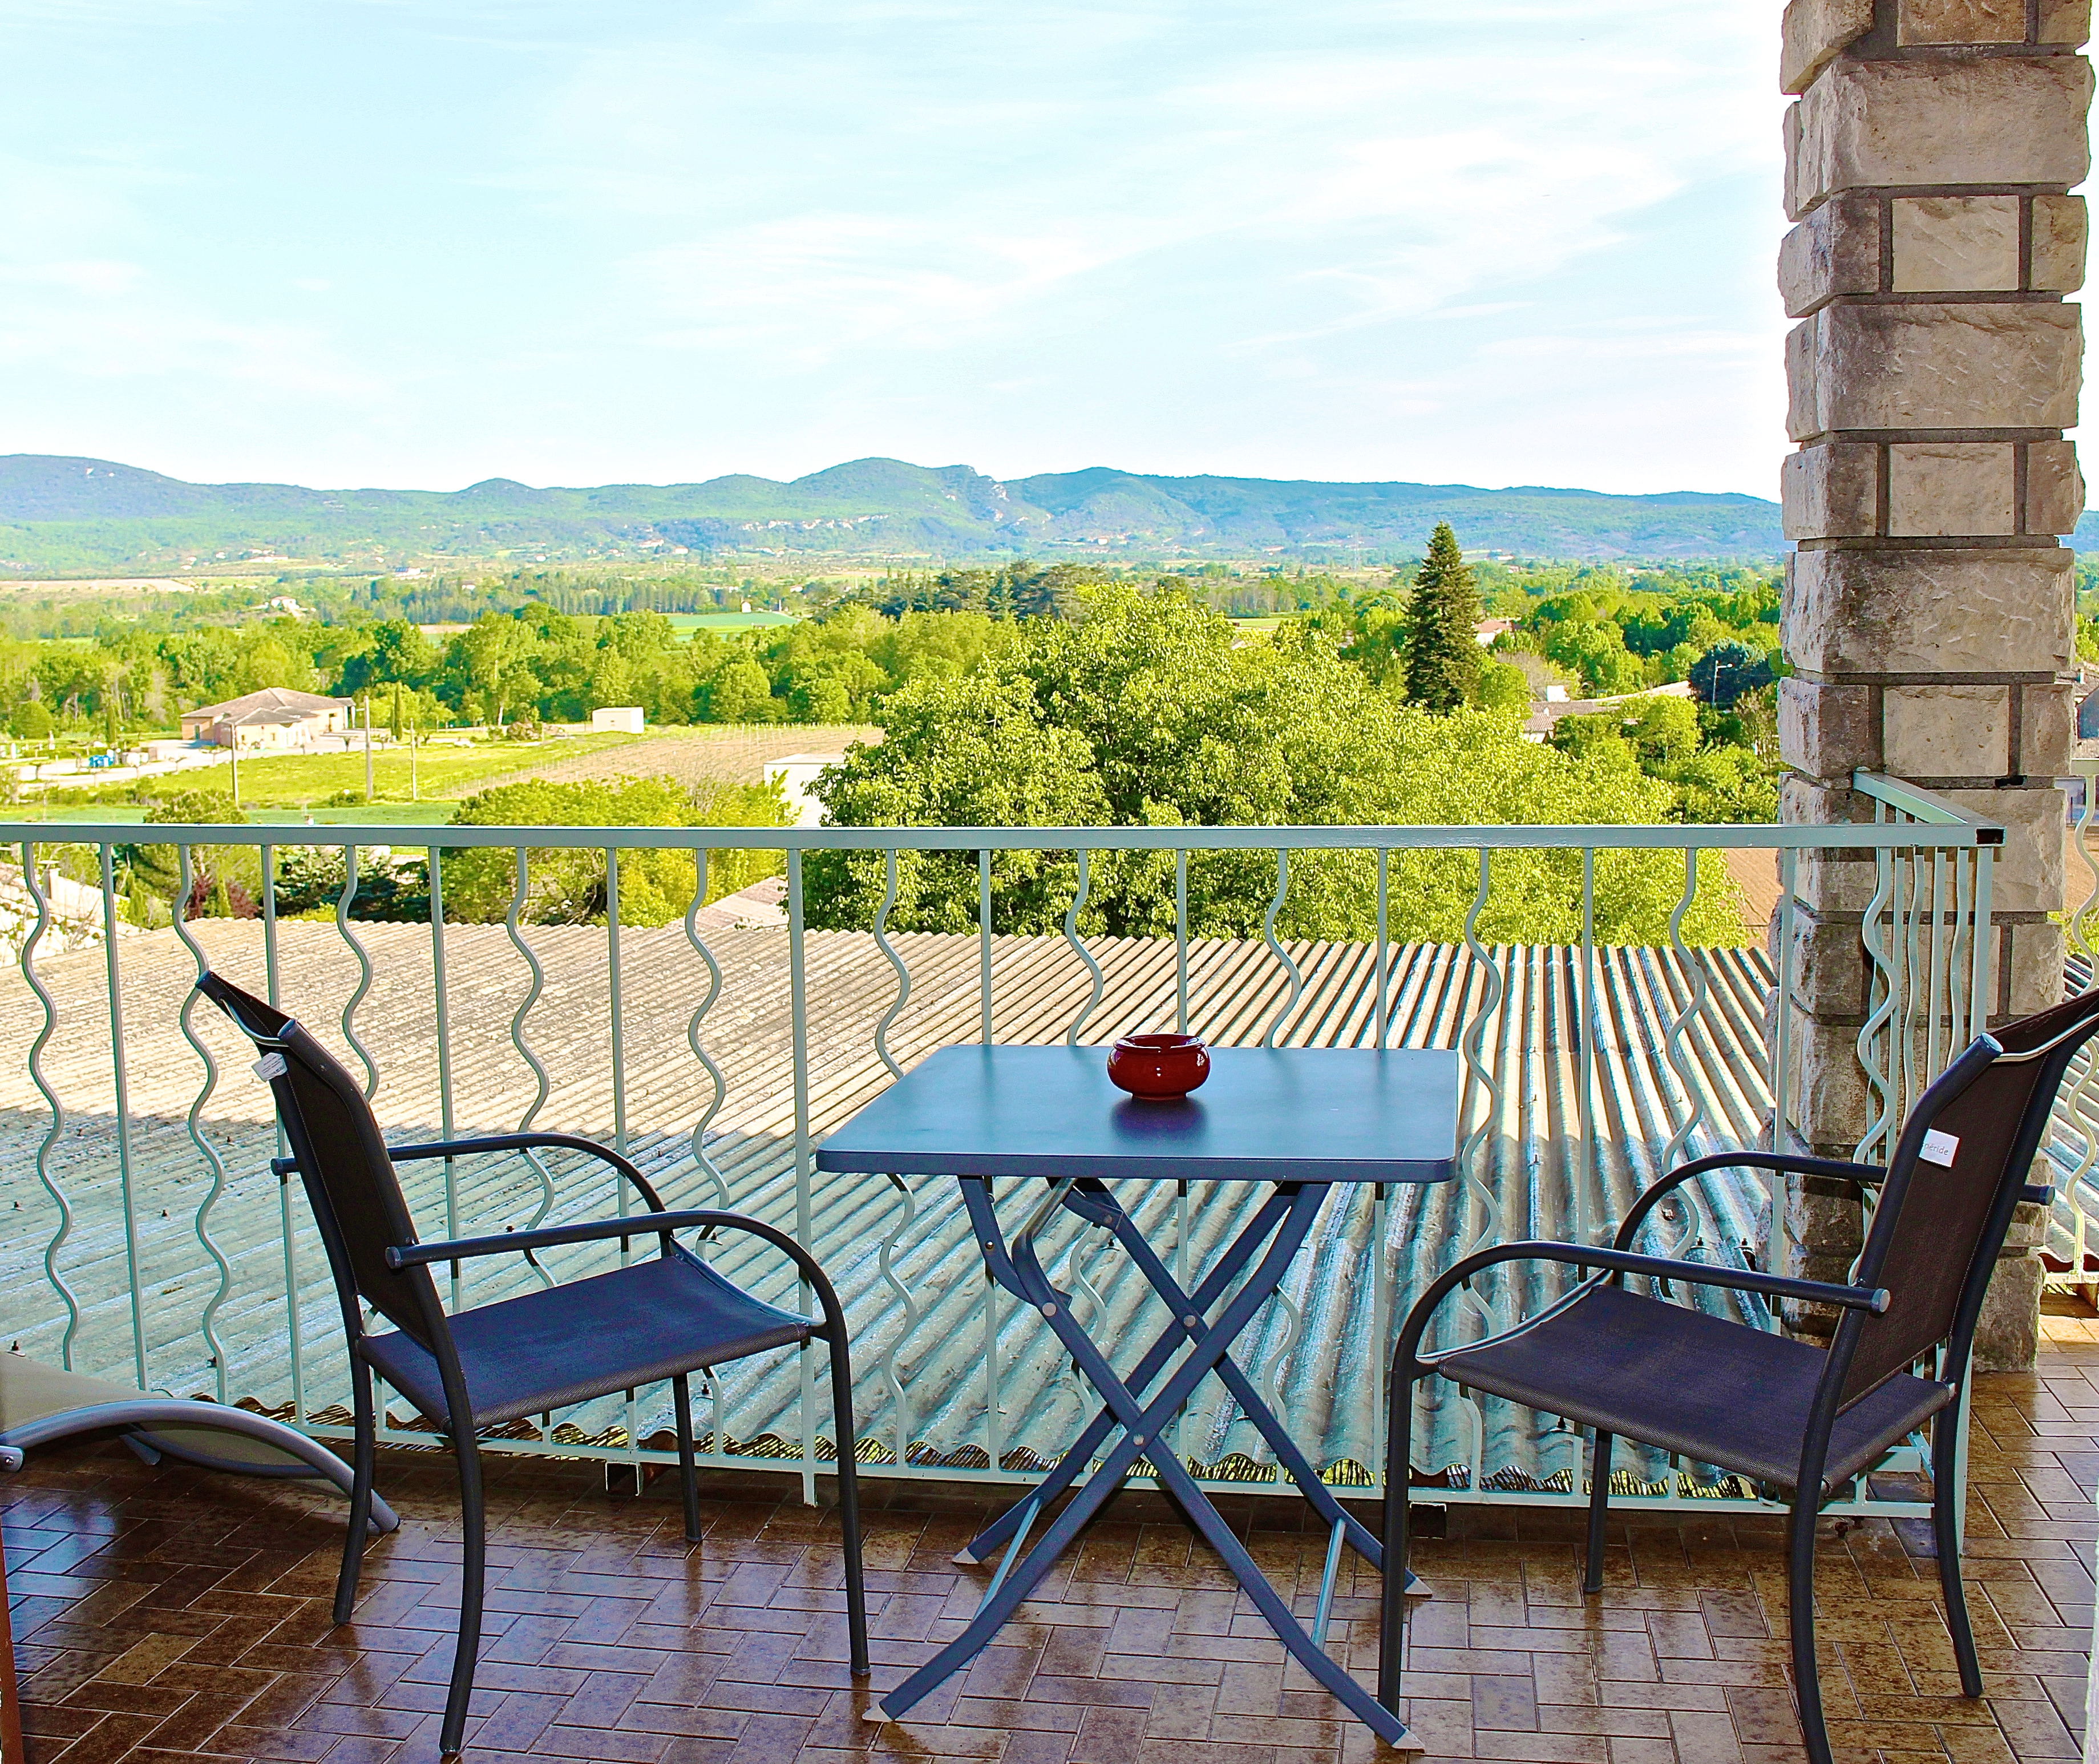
xmin=1 ymin=1 xmax=1785 ymax=497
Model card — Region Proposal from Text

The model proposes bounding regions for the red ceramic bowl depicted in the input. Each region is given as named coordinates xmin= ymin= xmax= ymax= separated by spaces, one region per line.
xmin=1107 ymin=1033 xmax=1211 ymax=1101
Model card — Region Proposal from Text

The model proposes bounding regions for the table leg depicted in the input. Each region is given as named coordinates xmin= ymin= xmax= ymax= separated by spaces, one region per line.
xmin=952 ymin=1181 xmax=1295 ymax=1565
xmin=883 ymin=1183 xmax=1415 ymax=1751
xmin=1072 ymin=1180 xmax=1394 ymax=1574
xmin=881 ymin=1180 xmax=1326 ymax=1725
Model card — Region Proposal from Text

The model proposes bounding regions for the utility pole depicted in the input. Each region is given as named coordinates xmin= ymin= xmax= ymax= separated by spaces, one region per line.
xmin=409 ymin=725 xmax=418 ymax=802
xmin=229 ymin=728 xmax=240 ymax=810
xmin=362 ymin=697 xmax=374 ymax=803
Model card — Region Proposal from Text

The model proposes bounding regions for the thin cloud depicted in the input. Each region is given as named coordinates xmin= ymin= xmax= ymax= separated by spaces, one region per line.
xmin=0 ymin=0 xmax=1792 ymax=494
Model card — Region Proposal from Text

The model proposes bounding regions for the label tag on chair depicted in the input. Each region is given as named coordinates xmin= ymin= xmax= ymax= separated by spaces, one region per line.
xmin=253 ymin=1053 xmax=288 ymax=1081
xmin=1920 ymin=1128 xmax=1960 ymax=1167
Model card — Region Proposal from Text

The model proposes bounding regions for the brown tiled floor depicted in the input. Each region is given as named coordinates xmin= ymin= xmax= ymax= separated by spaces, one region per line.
xmin=7 ymin=1312 xmax=2095 ymax=1764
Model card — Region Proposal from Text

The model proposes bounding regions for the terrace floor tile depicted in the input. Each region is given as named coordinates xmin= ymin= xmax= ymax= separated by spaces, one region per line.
xmin=7 ymin=1314 xmax=2095 ymax=1763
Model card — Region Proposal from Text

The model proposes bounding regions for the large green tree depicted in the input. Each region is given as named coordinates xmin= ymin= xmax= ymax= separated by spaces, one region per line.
xmin=1402 ymin=523 xmax=1483 ymax=712
xmin=806 ymin=584 xmax=1744 ymax=946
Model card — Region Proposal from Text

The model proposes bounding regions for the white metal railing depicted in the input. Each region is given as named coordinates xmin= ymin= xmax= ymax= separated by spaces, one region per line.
xmin=2045 ymin=762 xmax=2099 ymax=1290
xmin=0 ymin=771 xmax=2000 ymax=1520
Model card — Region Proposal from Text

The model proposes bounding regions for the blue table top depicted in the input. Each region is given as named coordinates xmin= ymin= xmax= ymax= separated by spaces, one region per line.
xmin=816 ymin=1045 xmax=1460 ymax=1183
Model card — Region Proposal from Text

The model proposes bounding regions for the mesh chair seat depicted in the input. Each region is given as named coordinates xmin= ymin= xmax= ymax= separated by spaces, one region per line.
xmin=1438 ymin=1284 xmax=1952 ymax=1491
xmin=363 ymin=1245 xmax=811 ymax=1430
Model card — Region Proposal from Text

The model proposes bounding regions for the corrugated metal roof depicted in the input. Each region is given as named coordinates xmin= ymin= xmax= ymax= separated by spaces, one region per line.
xmin=0 ymin=918 xmax=1777 ymax=1491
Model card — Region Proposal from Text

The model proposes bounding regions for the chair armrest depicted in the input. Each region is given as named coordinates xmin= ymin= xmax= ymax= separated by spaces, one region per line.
xmin=1392 ymin=1239 xmax=1888 ymax=1383
xmin=383 ymin=1209 xmax=855 ymax=1342
xmin=383 ymin=1211 xmax=699 ymax=1268
xmin=1614 ymin=1152 xmax=1886 ymax=1253
xmin=383 ymin=1132 xmax=666 ymax=1212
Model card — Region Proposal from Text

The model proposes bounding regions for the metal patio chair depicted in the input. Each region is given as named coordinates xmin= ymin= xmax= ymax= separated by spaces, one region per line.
xmin=1379 ymin=988 xmax=2099 ymax=1764
xmin=196 ymin=969 xmax=869 ymax=1760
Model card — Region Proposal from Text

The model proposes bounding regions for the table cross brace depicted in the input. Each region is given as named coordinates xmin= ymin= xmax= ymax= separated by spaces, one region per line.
xmin=874 ymin=1176 xmax=1412 ymax=1747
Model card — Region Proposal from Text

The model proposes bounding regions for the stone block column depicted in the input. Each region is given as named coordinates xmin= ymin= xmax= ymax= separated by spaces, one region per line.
xmin=1777 ymin=0 xmax=2091 ymax=1366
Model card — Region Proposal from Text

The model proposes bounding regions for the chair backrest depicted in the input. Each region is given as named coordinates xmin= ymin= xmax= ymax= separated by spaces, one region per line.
xmin=1838 ymin=987 xmax=2099 ymax=1407
xmin=196 ymin=969 xmax=441 ymax=1346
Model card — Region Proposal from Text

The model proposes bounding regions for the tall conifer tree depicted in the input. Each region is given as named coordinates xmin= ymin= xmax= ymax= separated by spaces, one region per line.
xmin=1402 ymin=522 xmax=1482 ymax=712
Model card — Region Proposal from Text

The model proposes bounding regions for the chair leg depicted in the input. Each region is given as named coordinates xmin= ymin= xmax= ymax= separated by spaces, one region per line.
xmin=334 ymin=1358 xmax=377 ymax=1626
xmin=1377 ymin=1378 xmax=1414 ymax=1713
xmin=671 ymin=1374 xmax=703 ymax=1544
xmin=1583 ymin=1431 xmax=1613 ymax=1596
xmin=439 ymin=1432 xmax=488 ymax=1759
xmin=1931 ymin=1402 xmax=1984 ymax=1697
xmin=826 ymin=1334 xmax=870 ymax=1678
xmin=1786 ymin=1495 xmax=1833 ymax=1764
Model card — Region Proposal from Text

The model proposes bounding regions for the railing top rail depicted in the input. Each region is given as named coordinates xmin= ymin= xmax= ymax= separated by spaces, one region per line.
xmin=1850 ymin=770 xmax=2006 ymax=838
xmin=0 ymin=814 xmax=1997 ymax=852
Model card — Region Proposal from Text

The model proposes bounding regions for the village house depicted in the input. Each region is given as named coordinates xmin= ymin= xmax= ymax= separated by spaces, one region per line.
xmin=178 ymin=686 xmax=353 ymax=749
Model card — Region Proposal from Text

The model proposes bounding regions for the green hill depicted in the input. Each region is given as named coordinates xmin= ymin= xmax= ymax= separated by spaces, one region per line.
xmin=0 ymin=453 xmax=1787 ymax=572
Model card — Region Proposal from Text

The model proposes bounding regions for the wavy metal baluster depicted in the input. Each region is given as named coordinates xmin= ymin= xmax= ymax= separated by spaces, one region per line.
xmin=427 ymin=845 xmax=460 ymax=1311
xmin=335 ymin=845 xmax=378 ymax=1099
xmin=1579 ymin=849 xmax=1597 ymax=1243
xmin=18 ymin=843 xmax=79 ymax=1366
xmin=504 ymin=849 xmax=557 ymax=1282
xmin=1950 ymin=849 xmax=1974 ymax=1057
xmin=1660 ymin=849 xmax=1712 ymax=1172
xmin=98 ymin=843 xmax=145 ymax=1387
xmin=261 ymin=846 xmax=307 ymax=1419
xmin=1924 ymin=852 xmax=1950 ymax=1082
xmin=2059 ymin=783 xmax=2099 ymax=1260
xmin=1261 ymin=849 xmax=1305 ymax=1049
xmin=787 ymin=846 xmax=819 ymax=1499
xmin=1175 ymin=850 xmax=1190 ymax=1035
xmin=981 ymin=1249 xmax=1003 ymax=1475
xmin=1063 ymin=848 xmax=1104 ymax=1046
xmin=877 ymin=1172 xmax=919 ymax=1467
xmin=1375 ymin=848 xmax=1390 ymax=1049
xmin=872 ymin=848 xmax=911 ymax=1079
xmin=1260 ymin=1275 xmax=1304 ymax=1423
xmin=604 ymin=849 xmax=638 ymax=1485
xmin=1371 ymin=1180 xmax=1392 ymax=1456
xmin=170 ymin=847 xmax=234 ymax=1400
xmin=864 ymin=846 xmax=921 ymax=1460
xmin=1854 ymin=812 xmax=1900 ymax=1163
xmin=1901 ymin=842 xmax=1926 ymax=1123
xmin=1773 ymin=848 xmax=1797 ymax=1136
xmin=1065 ymin=1218 xmax=1110 ymax=1332
xmin=682 ymin=851 xmax=731 ymax=1208
xmin=1455 ymin=851 xmax=1506 ymax=1336
xmin=980 ymin=848 xmax=995 ymax=1044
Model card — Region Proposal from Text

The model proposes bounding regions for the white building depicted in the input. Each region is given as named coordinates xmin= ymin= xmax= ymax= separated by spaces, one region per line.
xmin=763 ymin=754 xmax=844 ymax=828
xmin=591 ymin=706 xmax=646 ymax=734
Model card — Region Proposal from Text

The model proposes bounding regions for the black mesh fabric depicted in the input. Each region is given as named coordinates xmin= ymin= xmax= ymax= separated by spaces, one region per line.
xmin=362 ymin=1245 xmax=811 ymax=1428
xmin=1438 ymin=1283 xmax=1951 ymax=1491
xmin=1840 ymin=989 xmax=2099 ymax=1406
xmin=273 ymin=1034 xmax=435 ymax=1341
xmin=200 ymin=971 xmax=444 ymax=1344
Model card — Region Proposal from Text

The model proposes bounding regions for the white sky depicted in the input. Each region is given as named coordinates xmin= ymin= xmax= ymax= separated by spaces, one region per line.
xmin=0 ymin=1 xmax=1790 ymax=496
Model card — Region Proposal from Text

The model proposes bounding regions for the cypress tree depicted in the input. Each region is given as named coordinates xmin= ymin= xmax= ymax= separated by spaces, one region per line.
xmin=1402 ymin=523 xmax=1482 ymax=713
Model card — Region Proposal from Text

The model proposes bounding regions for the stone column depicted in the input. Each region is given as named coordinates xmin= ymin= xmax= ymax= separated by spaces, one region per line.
xmin=1776 ymin=0 xmax=2091 ymax=1366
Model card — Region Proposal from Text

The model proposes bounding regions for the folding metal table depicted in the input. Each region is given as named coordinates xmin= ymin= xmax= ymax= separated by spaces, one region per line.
xmin=816 ymin=1043 xmax=1459 ymax=1744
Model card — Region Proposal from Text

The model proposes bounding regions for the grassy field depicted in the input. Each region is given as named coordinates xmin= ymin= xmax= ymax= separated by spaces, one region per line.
xmin=665 ymin=611 xmax=796 ymax=637
xmin=206 ymin=730 xmax=653 ymax=807
xmin=12 ymin=724 xmax=877 ymax=823
xmin=22 ymin=802 xmax=460 ymax=827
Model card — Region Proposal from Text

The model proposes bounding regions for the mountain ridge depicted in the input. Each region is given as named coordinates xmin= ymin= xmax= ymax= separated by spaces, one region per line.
xmin=0 ymin=452 xmax=1795 ymax=571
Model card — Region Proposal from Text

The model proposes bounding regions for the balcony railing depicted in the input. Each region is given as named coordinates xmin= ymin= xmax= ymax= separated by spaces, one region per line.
xmin=0 ymin=772 xmax=2004 ymax=1525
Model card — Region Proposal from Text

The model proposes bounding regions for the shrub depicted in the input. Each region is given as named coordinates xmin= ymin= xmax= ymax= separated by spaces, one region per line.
xmin=439 ymin=776 xmax=789 ymax=926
